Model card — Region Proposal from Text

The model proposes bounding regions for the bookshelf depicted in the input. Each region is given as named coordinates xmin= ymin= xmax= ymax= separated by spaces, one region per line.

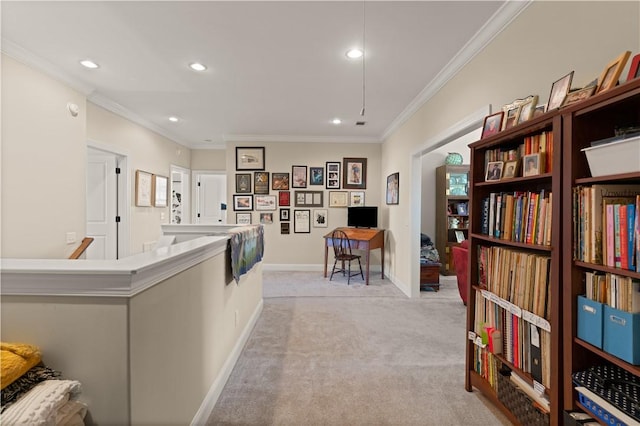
xmin=561 ymin=77 xmax=640 ymax=420
xmin=435 ymin=164 xmax=469 ymax=275
xmin=464 ymin=110 xmax=562 ymax=424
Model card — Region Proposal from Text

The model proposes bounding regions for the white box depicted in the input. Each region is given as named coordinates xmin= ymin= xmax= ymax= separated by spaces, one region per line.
xmin=582 ymin=135 xmax=640 ymax=177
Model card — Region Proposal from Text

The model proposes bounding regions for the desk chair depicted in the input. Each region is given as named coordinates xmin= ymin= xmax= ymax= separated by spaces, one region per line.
xmin=329 ymin=229 xmax=364 ymax=284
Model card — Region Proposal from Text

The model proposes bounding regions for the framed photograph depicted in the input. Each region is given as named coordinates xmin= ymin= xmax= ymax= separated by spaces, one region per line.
xmin=562 ymin=86 xmax=596 ymax=107
xmin=485 ymin=161 xmax=504 ymax=182
xmin=627 ymin=53 xmax=640 ymax=81
xmin=326 ymin=161 xmax=341 ymax=189
xmin=350 ymin=191 xmax=365 ymax=207
xmin=292 ymin=165 xmax=307 ymax=188
xmin=259 ymin=212 xmax=273 ymax=224
xmin=343 ymin=157 xmax=367 ymax=189
xmin=280 ymin=208 xmax=290 ymax=221
xmin=481 ymin=111 xmax=503 ymax=139
xmin=523 ymin=153 xmax=542 ymax=177
xmin=236 ymin=146 xmax=265 ymax=171
xmin=546 ymin=71 xmax=574 ymax=111
xmin=596 ymin=51 xmax=631 ymax=94
xmin=294 ymin=210 xmax=311 ymax=233
xmin=516 ymin=95 xmax=538 ymax=125
xmin=255 ymin=194 xmax=277 ymax=211
xmin=533 ymin=104 xmax=546 ymax=118
xmin=501 ymin=97 xmax=531 ymax=130
xmin=386 ymin=172 xmax=399 ymax=205
xmin=313 ymin=209 xmax=328 ymax=228
xmin=135 ymin=170 xmax=153 ymax=207
xmin=235 ymin=173 xmax=252 ymax=193
xmin=329 ymin=191 xmax=348 ymax=207
xmin=294 ymin=190 xmax=323 ymax=207
xmin=272 ymin=172 xmax=290 ymax=190
xmin=456 ymin=202 xmax=468 ymax=216
xmin=236 ymin=212 xmax=251 ymax=225
xmin=455 ymin=230 xmax=466 ymax=243
xmin=281 ymin=222 xmax=290 ymax=235
xmin=152 ymin=174 xmax=168 ymax=207
xmin=233 ymin=194 xmax=253 ymax=211
xmin=278 ymin=191 xmax=290 ymax=206
xmin=503 ymin=160 xmax=518 ymax=179
xmin=254 ymin=172 xmax=270 ymax=194
xmin=309 ymin=167 xmax=324 ymax=185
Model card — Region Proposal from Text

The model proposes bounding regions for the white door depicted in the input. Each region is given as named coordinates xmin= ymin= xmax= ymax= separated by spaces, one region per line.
xmin=170 ymin=165 xmax=190 ymax=224
xmin=86 ymin=149 xmax=118 ymax=259
xmin=194 ymin=173 xmax=227 ymax=224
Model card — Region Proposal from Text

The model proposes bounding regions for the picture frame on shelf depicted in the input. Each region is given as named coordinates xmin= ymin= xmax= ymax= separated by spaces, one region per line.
xmin=235 ymin=146 xmax=265 ymax=171
xmin=278 ymin=191 xmax=290 ymax=206
xmin=485 ymin=161 xmax=503 ymax=182
xmin=254 ymin=171 xmax=270 ymax=194
xmin=343 ymin=157 xmax=367 ymax=189
xmin=280 ymin=208 xmax=290 ymax=221
xmin=522 ymin=153 xmax=542 ymax=177
xmin=235 ymin=173 xmax=252 ymax=193
xmin=561 ymin=86 xmax=596 ymax=108
xmin=294 ymin=210 xmax=311 ymax=233
xmin=349 ymin=191 xmax=365 ymax=207
xmin=236 ymin=212 xmax=251 ymax=225
xmin=502 ymin=160 xmax=518 ymax=179
xmin=386 ymin=172 xmax=399 ymax=205
xmin=233 ymin=194 xmax=253 ymax=211
xmin=516 ymin=95 xmax=538 ymax=125
xmin=272 ymin=172 xmax=290 ymax=190
xmin=259 ymin=212 xmax=273 ymax=224
xmin=313 ymin=209 xmax=328 ymax=228
xmin=309 ymin=167 xmax=324 ymax=185
xmin=481 ymin=111 xmax=503 ymax=139
xmin=596 ymin=51 xmax=631 ymax=94
xmin=456 ymin=203 xmax=468 ymax=216
xmin=533 ymin=104 xmax=546 ymax=118
xmin=546 ymin=71 xmax=574 ymax=111
xmin=329 ymin=191 xmax=348 ymax=207
xmin=292 ymin=165 xmax=307 ymax=188
xmin=294 ymin=190 xmax=323 ymax=207
xmin=627 ymin=53 xmax=640 ymax=81
xmin=455 ymin=230 xmax=466 ymax=243
xmin=152 ymin=174 xmax=168 ymax=207
xmin=255 ymin=194 xmax=277 ymax=211
xmin=326 ymin=161 xmax=341 ymax=189
xmin=501 ymin=96 xmax=531 ymax=130
xmin=135 ymin=170 xmax=153 ymax=207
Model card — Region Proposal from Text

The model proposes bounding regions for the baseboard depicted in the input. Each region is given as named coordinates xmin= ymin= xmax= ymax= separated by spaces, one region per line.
xmin=263 ymin=263 xmax=383 ymax=272
xmin=190 ymin=298 xmax=264 ymax=425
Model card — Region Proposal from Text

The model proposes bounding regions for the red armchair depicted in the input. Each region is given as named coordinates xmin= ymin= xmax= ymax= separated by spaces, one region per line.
xmin=451 ymin=240 xmax=469 ymax=305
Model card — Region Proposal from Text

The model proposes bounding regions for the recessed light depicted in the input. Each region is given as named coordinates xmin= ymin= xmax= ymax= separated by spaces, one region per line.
xmin=332 ymin=118 xmax=342 ymax=125
xmin=345 ymin=49 xmax=363 ymax=59
xmin=189 ymin=62 xmax=207 ymax=71
xmin=169 ymin=116 xmax=179 ymax=122
xmin=80 ymin=59 xmax=99 ymax=69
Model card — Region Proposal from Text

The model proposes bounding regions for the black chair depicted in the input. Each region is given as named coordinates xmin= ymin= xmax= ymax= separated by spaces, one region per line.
xmin=329 ymin=229 xmax=364 ymax=284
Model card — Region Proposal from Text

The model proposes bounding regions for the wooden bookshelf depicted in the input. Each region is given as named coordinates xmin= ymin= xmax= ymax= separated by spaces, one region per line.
xmin=435 ymin=164 xmax=469 ymax=275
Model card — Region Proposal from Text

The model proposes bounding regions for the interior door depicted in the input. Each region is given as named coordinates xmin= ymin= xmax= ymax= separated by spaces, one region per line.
xmin=194 ymin=173 xmax=227 ymax=224
xmin=86 ymin=149 xmax=118 ymax=259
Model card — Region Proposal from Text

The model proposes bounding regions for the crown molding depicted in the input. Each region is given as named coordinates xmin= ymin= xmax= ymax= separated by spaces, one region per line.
xmin=381 ymin=0 xmax=532 ymax=141
xmin=222 ymin=134 xmax=381 ymax=144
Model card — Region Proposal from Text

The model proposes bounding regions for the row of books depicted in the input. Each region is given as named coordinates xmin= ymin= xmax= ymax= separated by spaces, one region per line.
xmin=484 ymin=130 xmax=553 ymax=174
xmin=473 ymin=292 xmax=551 ymax=387
xmin=480 ymin=190 xmax=552 ymax=246
xmin=573 ymin=184 xmax=640 ymax=270
xmin=477 ymin=245 xmax=551 ymax=320
xmin=584 ymin=271 xmax=640 ymax=313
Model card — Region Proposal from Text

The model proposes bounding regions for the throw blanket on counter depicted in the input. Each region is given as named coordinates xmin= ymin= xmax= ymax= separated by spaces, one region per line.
xmin=229 ymin=225 xmax=264 ymax=283
xmin=1 ymin=343 xmax=42 ymax=390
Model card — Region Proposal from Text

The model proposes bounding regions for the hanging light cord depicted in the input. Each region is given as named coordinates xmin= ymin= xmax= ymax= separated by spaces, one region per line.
xmin=360 ymin=0 xmax=366 ymax=117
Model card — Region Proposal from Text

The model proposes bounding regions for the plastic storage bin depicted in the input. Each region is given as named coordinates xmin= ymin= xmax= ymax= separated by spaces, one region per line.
xmin=582 ymin=135 xmax=640 ymax=177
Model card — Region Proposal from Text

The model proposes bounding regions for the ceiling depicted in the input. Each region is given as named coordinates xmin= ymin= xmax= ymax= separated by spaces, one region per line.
xmin=1 ymin=1 xmax=519 ymax=149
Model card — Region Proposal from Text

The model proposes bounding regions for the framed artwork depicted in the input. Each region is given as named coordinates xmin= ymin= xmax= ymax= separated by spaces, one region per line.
xmin=235 ymin=173 xmax=252 ymax=193
xmin=294 ymin=190 xmax=323 ymax=207
xmin=343 ymin=157 xmax=367 ymax=189
xmin=562 ymin=86 xmax=596 ymax=107
xmin=350 ymin=191 xmax=365 ymax=207
xmin=456 ymin=203 xmax=468 ymax=215
xmin=523 ymin=153 xmax=542 ymax=177
xmin=309 ymin=167 xmax=324 ymax=185
xmin=233 ymin=194 xmax=253 ymax=211
xmin=259 ymin=212 xmax=274 ymax=224
xmin=152 ymin=174 xmax=168 ymax=207
xmin=386 ymin=172 xmax=399 ymax=205
xmin=501 ymin=97 xmax=530 ymax=130
xmin=281 ymin=222 xmax=290 ymax=235
xmin=596 ymin=51 xmax=631 ymax=94
xmin=313 ymin=209 xmax=328 ymax=228
xmin=329 ymin=191 xmax=348 ymax=207
xmin=455 ymin=230 xmax=466 ymax=243
xmin=516 ymin=95 xmax=538 ymax=125
xmin=236 ymin=212 xmax=251 ymax=225
xmin=254 ymin=172 xmax=270 ymax=194
xmin=255 ymin=195 xmax=277 ymax=211
xmin=485 ymin=161 xmax=504 ymax=182
xmin=278 ymin=191 xmax=290 ymax=206
xmin=627 ymin=53 xmax=640 ymax=81
xmin=292 ymin=165 xmax=307 ymax=188
xmin=326 ymin=161 xmax=341 ymax=189
xmin=280 ymin=208 xmax=290 ymax=221
xmin=236 ymin=146 xmax=265 ymax=171
xmin=546 ymin=71 xmax=574 ymax=111
xmin=135 ymin=170 xmax=153 ymax=207
xmin=481 ymin=111 xmax=503 ymax=139
xmin=503 ymin=160 xmax=518 ymax=179
xmin=272 ymin=172 xmax=290 ymax=190
xmin=533 ymin=104 xmax=547 ymax=118
xmin=294 ymin=209 xmax=311 ymax=233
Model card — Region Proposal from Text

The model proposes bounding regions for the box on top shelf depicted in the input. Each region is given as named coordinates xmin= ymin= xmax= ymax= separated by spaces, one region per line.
xmin=582 ymin=135 xmax=640 ymax=177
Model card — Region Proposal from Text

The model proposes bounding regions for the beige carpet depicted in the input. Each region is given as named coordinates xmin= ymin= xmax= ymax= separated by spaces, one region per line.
xmin=207 ymin=271 xmax=511 ymax=425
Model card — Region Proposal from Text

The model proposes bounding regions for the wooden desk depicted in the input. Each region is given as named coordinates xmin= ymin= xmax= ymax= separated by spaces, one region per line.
xmin=323 ymin=227 xmax=385 ymax=285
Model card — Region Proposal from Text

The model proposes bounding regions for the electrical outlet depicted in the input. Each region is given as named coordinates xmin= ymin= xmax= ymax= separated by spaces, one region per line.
xmin=66 ymin=232 xmax=76 ymax=244
xmin=160 ymin=212 xmax=165 ymax=220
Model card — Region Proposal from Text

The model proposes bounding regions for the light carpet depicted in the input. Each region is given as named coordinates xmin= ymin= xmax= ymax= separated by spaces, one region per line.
xmin=206 ymin=271 xmax=510 ymax=425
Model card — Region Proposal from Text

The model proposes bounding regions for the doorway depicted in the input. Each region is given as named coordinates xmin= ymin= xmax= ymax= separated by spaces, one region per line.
xmin=170 ymin=165 xmax=190 ymax=224
xmin=193 ymin=171 xmax=227 ymax=224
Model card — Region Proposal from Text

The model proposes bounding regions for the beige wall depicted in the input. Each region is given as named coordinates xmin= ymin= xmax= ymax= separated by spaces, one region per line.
xmin=1 ymin=55 xmax=87 ymax=258
xmin=191 ymin=148 xmax=226 ymax=171
xmin=382 ymin=1 xmax=640 ymax=294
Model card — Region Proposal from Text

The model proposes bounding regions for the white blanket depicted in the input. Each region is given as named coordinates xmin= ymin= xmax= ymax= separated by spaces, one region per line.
xmin=0 ymin=380 xmax=87 ymax=425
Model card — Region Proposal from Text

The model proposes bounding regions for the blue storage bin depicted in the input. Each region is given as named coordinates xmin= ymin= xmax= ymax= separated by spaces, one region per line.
xmin=577 ymin=296 xmax=604 ymax=348
xmin=603 ymin=305 xmax=640 ymax=365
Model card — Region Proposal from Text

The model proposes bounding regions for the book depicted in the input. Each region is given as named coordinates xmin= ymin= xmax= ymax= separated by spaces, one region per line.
xmin=481 ymin=197 xmax=490 ymax=235
xmin=627 ymin=204 xmax=636 ymax=271
xmin=620 ymin=204 xmax=629 ymax=269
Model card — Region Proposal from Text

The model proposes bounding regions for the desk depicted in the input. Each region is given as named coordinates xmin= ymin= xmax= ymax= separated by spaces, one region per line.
xmin=323 ymin=227 xmax=384 ymax=285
